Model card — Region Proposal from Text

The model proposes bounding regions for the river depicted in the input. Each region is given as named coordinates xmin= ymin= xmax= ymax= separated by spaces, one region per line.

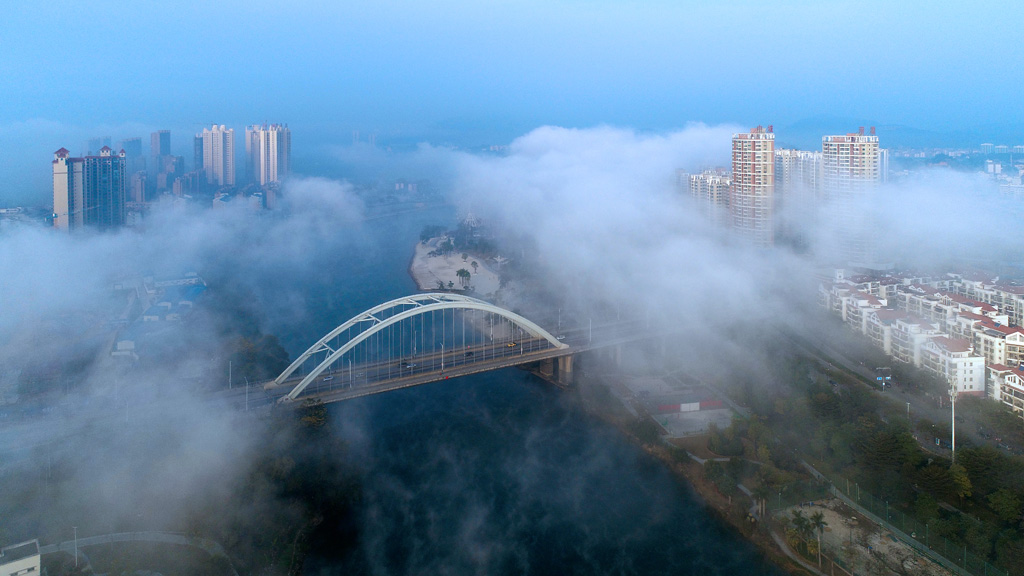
xmin=282 ymin=203 xmax=784 ymax=575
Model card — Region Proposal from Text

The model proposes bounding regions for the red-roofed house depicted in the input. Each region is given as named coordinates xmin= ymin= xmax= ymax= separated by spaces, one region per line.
xmin=896 ymin=285 xmax=958 ymax=325
xmin=921 ymin=337 xmax=985 ymax=397
xmin=841 ymin=291 xmax=887 ymax=333
xmin=971 ymin=320 xmax=1024 ymax=367
xmin=987 ymin=364 xmax=1024 ymax=416
xmin=891 ymin=316 xmax=942 ymax=366
xmin=864 ymin=309 xmax=907 ymax=355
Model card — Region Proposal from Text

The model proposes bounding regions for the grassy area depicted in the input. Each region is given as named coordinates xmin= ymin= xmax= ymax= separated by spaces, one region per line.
xmin=747 ymin=333 xmax=1024 ymax=575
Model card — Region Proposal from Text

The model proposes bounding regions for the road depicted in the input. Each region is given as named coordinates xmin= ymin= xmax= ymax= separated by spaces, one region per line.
xmin=780 ymin=327 xmax=1002 ymax=458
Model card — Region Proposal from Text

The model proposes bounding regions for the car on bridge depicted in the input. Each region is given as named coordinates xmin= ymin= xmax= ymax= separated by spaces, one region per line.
xmin=507 ymin=342 xmax=517 ymax=348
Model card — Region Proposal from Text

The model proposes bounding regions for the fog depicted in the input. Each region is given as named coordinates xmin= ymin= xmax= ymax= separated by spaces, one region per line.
xmin=1 ymin=122 xmax=1019 ymax=573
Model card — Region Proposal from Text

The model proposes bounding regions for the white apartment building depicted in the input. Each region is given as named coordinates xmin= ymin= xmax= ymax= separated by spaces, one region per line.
xmin=891 ymin=316 xmax=943 ymax=366
xmin=840 ymin=291 xmax=887 ymax=333
xmin=774 ymin=148 xmax=822 ymax=198
xmin=972 ymin=320 xmax=1024 ymax=367
xmin=681 ymin=169 xmax=731 ymax=228
xmin=245 ymin=123 xmax=291 ymax=186
xmin=864 ymin=309 xmax=906 ymax=355
xmin=920 ymin=337 xmax=985 ymax=397
xmin=0 ymin=540 xmax=39 ymax=576
xmin=987 ymin=365 xmax=1024 ymax=416
xmin=200 ymin=124 xmax=235 ymax=187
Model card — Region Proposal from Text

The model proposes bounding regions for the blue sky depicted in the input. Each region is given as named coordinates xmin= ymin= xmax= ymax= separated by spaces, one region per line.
xmin=1 ymin=0 xmax=1021 ymax=204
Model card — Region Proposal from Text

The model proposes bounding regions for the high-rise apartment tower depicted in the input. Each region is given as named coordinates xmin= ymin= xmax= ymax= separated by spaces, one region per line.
xmin=822 ymin=127 xmax=881 ymax=265
xmin=52 ymin=147 xmax=127 ymax=231
xmin=680 ymin=169 xmax=732 ymax=228
xmin=200 ymin=124 xmax=235 ymax=187
xmin=730 ymin=126 xmax=775 ymax=247
xmin=245 ymin=124 xmax=291 ymax=185
xmin=150 ymin=130 xmax=170 ymax=157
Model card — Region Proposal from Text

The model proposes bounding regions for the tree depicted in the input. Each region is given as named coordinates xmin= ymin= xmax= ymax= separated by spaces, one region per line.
xmin=420 ymin=224 xmax=446 ymax=243
xmin=988 ymin=488 xmax=1023 ymax=524
xmin=448 ymin=280 xmax=454 ymax=289
xmin=752 ymin=482 xmax=771 ymax=517
xmin=300 ymin=399 xmax=328 ymax=431
xmin=788 ymin=510 xmax=812 ymax=554
xmin=950 ymin=463 xmax=973 ymax=504
xmin=810 ymin=510 xmax=827 ymax=567
xmin=958 ymin=445 xmax=1005 ymax=496
xmin=471 ymin=261 xmax=478 ymax=274
xmin=436 ymin=280 xmax=445 ymax=290
xmin=914 ymin=492 xmax=940 ymax=523
xmin=456 ymin=268 xmax=471 ymax=287
xmin=916 ymin=464 xmax=954 ymax=500
xmin=461 ymin=253 xmax=468 ymax=262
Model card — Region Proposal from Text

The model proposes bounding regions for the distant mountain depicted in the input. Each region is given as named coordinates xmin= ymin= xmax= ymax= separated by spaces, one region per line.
xmin=776 ymin=116 xmax=1024 ymax=150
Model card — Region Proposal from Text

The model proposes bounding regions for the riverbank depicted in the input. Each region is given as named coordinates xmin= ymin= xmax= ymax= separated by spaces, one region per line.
xmin=577 ymin=374 xmax=955 ymax=576
xmin=408 ymin=238 xmax=501 ymax=297
xmin=572 ymin=374 xmax=811 ymax=574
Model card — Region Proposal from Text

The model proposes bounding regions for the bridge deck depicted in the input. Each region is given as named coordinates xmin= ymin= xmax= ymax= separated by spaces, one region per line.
xmin=272 ymin=345 xmax=574 ymax=405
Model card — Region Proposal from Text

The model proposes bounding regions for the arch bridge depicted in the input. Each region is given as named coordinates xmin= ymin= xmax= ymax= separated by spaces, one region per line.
xmin=267 ymin=293 xmax=571 ymax=404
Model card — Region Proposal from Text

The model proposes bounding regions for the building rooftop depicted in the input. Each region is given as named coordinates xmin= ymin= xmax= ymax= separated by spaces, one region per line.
xmin=0 ymin=540 xmax=39 ymax=564
xmin=932 ymin=336 xmax=972 ymax=353
xmin=979 ymin=319 xmax=1024 ymax=335
xmin=872 ymin=309 xmax=907 ymax=323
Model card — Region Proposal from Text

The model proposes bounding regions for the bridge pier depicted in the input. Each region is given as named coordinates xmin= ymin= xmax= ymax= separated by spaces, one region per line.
xmin=539 ymin=358 xmax=555 ymax=379
xmin=557 ymin=354 xmax=574 ymax=387
xmin=526 ymin=354 xmax=576 ymax=389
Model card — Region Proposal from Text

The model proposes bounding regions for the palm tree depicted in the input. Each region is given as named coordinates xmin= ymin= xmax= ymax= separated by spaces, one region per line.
xmin=471 ymin=261 xmax=478 ymax=274
xmin=752 ymin=482 xmax=771 ymax=518
xmin=456 ymin=268 xmax=471 ymax=287
xmin=790 ymin=510 xmax=809 ymax=536
xmin=789 ymin=510 xmax=811 ymax=553
xmin=810 ymin=510 xmax=827 ymax=567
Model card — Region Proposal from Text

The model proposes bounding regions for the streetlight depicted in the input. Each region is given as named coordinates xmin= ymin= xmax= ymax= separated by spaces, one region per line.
xmin=907 ymin=401 xmax=910 ymax=419
xmin=74 ymin=526 xmax=78 ymax=568
xmin=950 ymin=383 xmax=958 ymax=460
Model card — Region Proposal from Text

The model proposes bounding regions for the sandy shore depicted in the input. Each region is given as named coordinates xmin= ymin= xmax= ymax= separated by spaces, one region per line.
xmin=408 ymin=238 xmax=502 ymax=298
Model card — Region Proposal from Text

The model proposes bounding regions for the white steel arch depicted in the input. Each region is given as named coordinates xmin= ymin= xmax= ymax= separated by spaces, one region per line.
xmin=274 ymin=293 xmax=566 ymax=402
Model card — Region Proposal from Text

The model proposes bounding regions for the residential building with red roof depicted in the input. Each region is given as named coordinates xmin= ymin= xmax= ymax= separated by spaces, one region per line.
xmin=920 ymin=337 xmax=985 ymax=397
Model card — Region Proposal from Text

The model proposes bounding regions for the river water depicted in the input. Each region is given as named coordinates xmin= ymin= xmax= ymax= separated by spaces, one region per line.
xmin=287 ymin=204 xmax=784 ymax=575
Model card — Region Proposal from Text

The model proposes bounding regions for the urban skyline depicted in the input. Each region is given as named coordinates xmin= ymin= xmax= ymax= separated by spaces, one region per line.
xmin=6 ymin=4 xmax=1024 ymax=574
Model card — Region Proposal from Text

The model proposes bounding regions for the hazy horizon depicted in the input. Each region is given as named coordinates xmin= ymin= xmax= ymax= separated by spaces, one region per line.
xmin=3 ymin=0 xmax=1023 ymax=205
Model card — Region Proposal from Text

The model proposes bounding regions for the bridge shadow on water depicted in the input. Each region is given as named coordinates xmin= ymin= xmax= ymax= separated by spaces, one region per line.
xmin=302 ymin=367 xmax=785 ymax=575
